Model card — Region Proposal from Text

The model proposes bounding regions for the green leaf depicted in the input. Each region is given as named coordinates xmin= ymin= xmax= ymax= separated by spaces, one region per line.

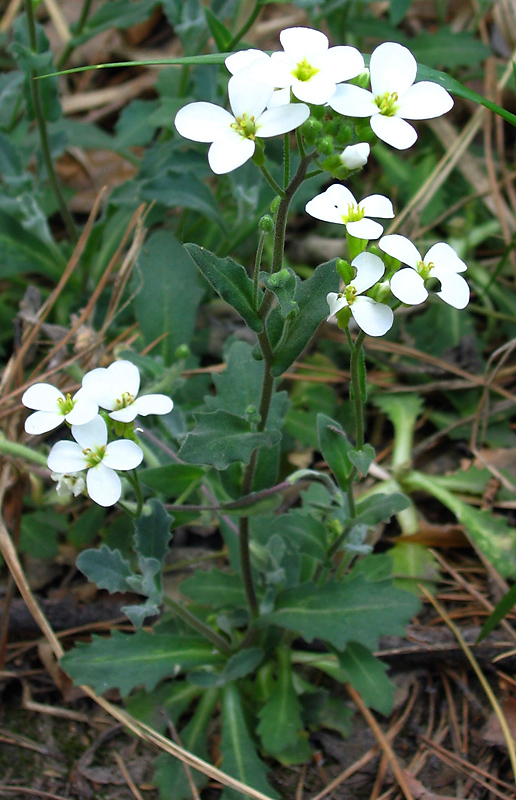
xmin=134 ymin=231 xmax=203 ymax=365
xmin=139 ymin=464 xmax=205 ymax=497
xmin=141 ymin=171 xmax=225 ymax=228
xmin=259 ymin=575 xmax=419 ymax=651
xmin=413 ymin=27 xmax=491 ymax=69
xmin=262 ymin=268 xmax=299 ymax=318
xmin=204 ymin=7 xmax=232 ymax=50
xmin=114 ymin=98 xmax=160 ymax=147
xmin=338 ymin=643 xmax=395 ymax=716
xmin=224 ymin=648 xmax=264 ymax=681
xmin=404 ymin=471 xmax=516 ymax=579
xmin=390 ymin=542 xmax=440 ymax=595
xmin=257 ymin=649 xmax=304 ymax=756
xmin=477 ymin=583 xmax=516 ymax=643
xmin=20 ymin=511 xmax=66 ymax=560
xmin=0 ymin=208 xmax=65 ymax=280
xmin=153 ymin=688 xmax=219 ymax=800
xmin=185 ymin=244 xmax=263 ymax=333
xmin=134 ymin=499 xmax=173 ymax=565
xmin=127 ymin=681 xmax=201 ymax=733
xmin=60 ymin=630 xmax=224 ymax=696
xmin=270 ymin=259 xmax=340 ymax=377
xmin=389 ymin=0 xmax=412 ymax=25
xmin=317 ymin=414 xmax=353 ymax=490
xmin=76 ymin=545 xmax=132 ymax=593
xmin=178 ymin=410 xmax=281 ymax=470
xmin=78 ymin=0 xmax=161 ymax=41
xmin=348 ymin=444 xmax=375 ymax=476
xmin=10 ymin=17 xmax=61 ymax=122
xmin=354 ymin=492 xmax=410 ymax=527
xmin=68 ymin=505 xmax=106 ymax=549
xmin=180 ymin=570 xmax=247 ymax=609
xmin=221 ymin=683 xmax=279 ymax=800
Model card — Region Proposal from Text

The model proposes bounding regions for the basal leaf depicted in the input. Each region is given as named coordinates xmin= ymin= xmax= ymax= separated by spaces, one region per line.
xmin=127 ymin=681 xmax=201 ymax=733
xmin=338 ymin=643 xmax=395 ymax=716
xmin=354 ymin=492 xmax=410 ymax=527
xmin=60 ymin=630 xmax=224 ymax=696
xmin=257 ymin=649 xmax=304 ymax=756
xmin=140 ymin=171 xmax=225 ymax=227
xmin=0 ymin=208 xmax=65 ymax=280
xmin=260 ymin=575 xmax=419 ymax=651
xmin=76 ymin=545 xmax=132 ymax=594
xmin=204 ymin=7 xmax=232 ymax=50
xmin=185 ymin=244 xmax=263 ymax=333
xmin=477 ymin=582 xmax=516 ymax=643
xmin=134 ymin=499 xmax=173 ymax=565
xmin=180 ymin=570 xmax=247 ymax=609
xmin=178 ymin=410 xmax=281 ymax=470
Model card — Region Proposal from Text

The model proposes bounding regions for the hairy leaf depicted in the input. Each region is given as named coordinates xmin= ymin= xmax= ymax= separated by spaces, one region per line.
xmin=76 ymin=545 xmax=132 ymax=594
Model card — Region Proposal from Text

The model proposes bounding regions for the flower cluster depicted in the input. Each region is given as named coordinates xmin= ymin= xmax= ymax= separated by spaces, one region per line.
xmin=22 ymin=361 xmax=173 ymax=507
xmin=173 ymin=25 xmax=470 ymax=336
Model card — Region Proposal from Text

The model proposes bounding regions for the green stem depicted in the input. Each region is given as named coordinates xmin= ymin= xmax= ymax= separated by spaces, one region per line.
xmin=283 ymin=133 xmax=290 ymax=187
xmin=349 ymin=329 xmax=366 ymax=450
xmin=253 ymin=231 xmax=267 ymax=308
xmin=56 ymin=0 xmax=93 ymax=69
xmin=163 ymin=596 xmax=232 ymax=655
xmin=128 ymin=470 xmax=144 ymax=518
xmin=24 ymin=0 xmax=78 ymax=243
xmin=259 ymin=164 xmax=285 ymax=198
xmin=0 ymin=434 xmax=48 ymax=467
xmin=227 ymin=0 xmax=263 ymax=50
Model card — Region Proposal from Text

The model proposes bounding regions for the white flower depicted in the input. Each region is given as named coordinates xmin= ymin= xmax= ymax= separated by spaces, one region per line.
xmin=47 ymin=416 xmax=143 ymax=507
xmin=379 ymin=234 xmax=470 ymax=309
xmin=339 ymin=143 xmax=370 ymax=170
xmin=22 ymin=383 xmax=98 ymax=435
xmin=225 ymin=49 xmax=268 ymax=75
xmin=174 ymin=72 xmax=310 ymax=174
xmin=251 ymin=26 xmax=364 ymax=105
xmin=327 ymin=252 xmax=394 ymax=336
xmin=305 ymin=184 xmax=394 ymax=240
xmin=82 ymin=360 xmax=173 ymax=423
xmin=329 ymin=42 xmax=454 ymax=150
xmin=51 ymin=472 xmax=86 ymax=499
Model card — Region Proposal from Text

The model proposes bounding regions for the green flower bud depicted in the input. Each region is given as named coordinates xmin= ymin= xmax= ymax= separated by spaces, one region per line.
xmin=252 ymin=138 xmax=265 ymax=167
xmin=300 ymin=117 xmax=323 ymax=145
xmin=316 ymin=136 xmax=334 ymax=156
xmin=311 ymin=105 xmax=327 ymax=120
xmin=174 ymin=344 xmax=190 ymax=360
xmin=336 ymin=122 xmax=353 ymax=146
xmin=349 ymin=68 xmax=370 ymax=89
xmin=336 ymin=258 xmax=353 ymax=283
xmin=269 ymin=268 xmax=290 ymax=287
xmin=323 ymin=118 xmax=340 ymax=137
xmin=270 ymin=196 xmax=281 ymax=214
xmin=336 ymin=305 xmax=352 ymax=329
xmin=354 ymin=120 xmax=376 ymax=142
xmin=259 ymin=214 xmax=274 ymax=233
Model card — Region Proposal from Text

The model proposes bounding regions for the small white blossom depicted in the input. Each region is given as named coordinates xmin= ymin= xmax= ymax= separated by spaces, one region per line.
xmin=379 ymin=234 xmax=470 ymax=309
xmin=22 ymin=383 xmax=98 ymax=435
xmin=327 ymin=252 xmax=394 ymax=336
xmin=339 ymin=143 xmax=370 ymax=170
xmin=251 ymin=27 xmax=364 ymax=105
xmin=329 ymin=42 xmax=454 ymax=150
xmin=175 ymin=72 xmax=310 ymax=174
xmin=51 ymin=472 xmax=86 ymax=499
xmin=82 ymin=360 xmax=173 ymax=423
xmin=305 ymin=184 xmax=394 ymax=240
xmin=47 ymin=416 xmax=143 ymax=507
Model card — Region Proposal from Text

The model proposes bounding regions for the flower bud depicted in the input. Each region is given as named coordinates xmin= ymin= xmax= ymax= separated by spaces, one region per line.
xmin=316 ymin=136 xmax=334 ymax=156
xmin=336 ymin=258 xmax=353 ymax=283
xmin=339 ymin=143 xmax=370 ymax=170
xmin=336 ymin=306 xmax=352 ymax=329
xmin=336 ymin=122 xmax=353 ymax=146
xmin=270 ymin=196 xmax=281 ymax=214
xmin=175 ymin=344 xmax=190 ymax=360
xmin=269 ymin=268 xmax=290 ymax=287
xmin=251 ymin=139 xmax=265 ymax=167
xmin=350 ymin=68 xmax=370 ymax=89
xmin=300 ymin=117 xmax=323 ymax=145
xmin=323 ymin=118 xmax=340 ymax=137
xmin=259 ymin=214 xmax=274 ymax=233
xmin=311 ymin=105 xmax=327 ymax=120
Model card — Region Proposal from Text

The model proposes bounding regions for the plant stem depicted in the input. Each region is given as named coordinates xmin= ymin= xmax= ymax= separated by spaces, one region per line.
xmin=56 ymin=0 xmax=93 ymax=69
xmin=227 ymin=0 xmax=263 ymax=50
xmin=23 ymin=0 xmax=78 ymax=243
xmin=163 ymin=597 xmax=232 ymax=655
xmin=349 ymin=329 xmax=366 ymax=450
xmin=129 ymin=470 xmax=144 ymax=518
xmin=0 ymin=434 xmax=48 ymax=467
xmin=283 ymin=133 xmax=290 ymax=186
xmin=259 ymin=165 xmax=285 ymax=198
xmin=253 ymin=230 xmax=267 ymax=308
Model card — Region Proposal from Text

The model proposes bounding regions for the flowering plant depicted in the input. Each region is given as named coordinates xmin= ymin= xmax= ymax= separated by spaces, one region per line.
xmin=13 ymin=16 xmax=510 ymax=800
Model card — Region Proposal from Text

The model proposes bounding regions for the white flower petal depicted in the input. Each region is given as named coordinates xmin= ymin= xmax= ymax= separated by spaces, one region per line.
xmin=208 ymin=132 xmax=255 ymax=174
xmin=370 ymin=114 xmax=418 ymax=149
xmin=370 ymin=42 xmax=417 ymax=98
xmin=109 ymin=406 xmax=139 ymax=423
xmin=351 ymin=297 xmax=394 ymax=336
xmin=351 ymin=252 xmax=385 ymax=293
xmin=379 ymin=234 xmax=421 ymax=268
xmin=280 ymin=27 xmax=329 ymax=61
xmin=329 ymin=84 xmax=376 ymax=117
xmin=346 ymin=218 xmax=383 ymax=240
xmin=360 ymin=194 xmax=394 ymax=219
xmin=133 ymin=394 xmax=174 ymax=417
xmin=249 ymin=56 xmax=293 ymax=89
xmin=175 ymin=102 xmax=234 ymax=143
xmin=322 ymin=45 xmax=364 ymax=83
xmin=228 ymin=72 xmax=272 ymax=119
xmin=340 ymin=143 xmax=370 ymax=170
xmin=327 ymin=292 xmax=348 ymax=319
xmin=72 ymin=415 xmax=108 ymax=449
xmin=65 ymin=395 xmax=99 ymax=426
xmin=292 ymin=73 xmax=336 ymax=104
xmin=107 ymin=361 xmax=141 ymax=396
xmin=103 ymin=440 xmax=144 ymax=471
xmin=425 ymin=242 xmax=467 ymax=273
xmin=25 ymin=410 xmax=63 ymax=435
xmin=305 ymin=185 xmax=352 ymax=224
xmin=267 ymin=88 xmax=292 ymax=108
xmin=256 ymin=103 xmax=310 ymax=137
xmin=22 ymin=383 xmax=64 ymax=412
xmin=390 ymin=268 xmax=428 ymax=305
xmin=87 ymin=463 xmax=122 ymax=507
xmin=48 ymin=441 xmax=89 ymax=473
xmin=225 ymin=49 xmax=268 ymax=75
xmin=432 ymin=270 xmax=470 ymax=309
xmin=397 ymin=81 xmax=454 ymax=120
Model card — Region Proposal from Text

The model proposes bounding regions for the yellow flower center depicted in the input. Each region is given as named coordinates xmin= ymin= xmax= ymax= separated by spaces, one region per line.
xmin=114 ymin=392 xmax=135 ymax=410
xmin=57 ymin=393 xmax=75 ymax=416
xmin=417 ymin=259 xmax=433 ymax=281
xmin=341 ymin=204 xmax=365 ymax=225
xmin=82 ymin=445 xmax=106 ymax=467
xmin=375 ymin=91 xmax=399 ymax=117
xmin=293 ymin=58 xmax=319 ymax=82
xmin=344 ymin=285 xmax=358 ymax=305
xmin=231 ymin=112 xmax=257 ymax=139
